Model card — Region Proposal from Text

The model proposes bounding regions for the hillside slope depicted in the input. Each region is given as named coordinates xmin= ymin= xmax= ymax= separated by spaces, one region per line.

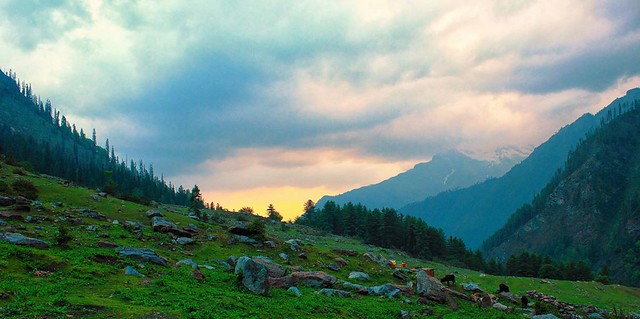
xmin=401 ymin=89 xmax=640 ymax=249
xmin=1 ymin=160 xmax=639 ymax=318
xmin=317 ymin=150 xmax=522 ymax=210
xmin=484 ymin=94 xmax=640 ymax=286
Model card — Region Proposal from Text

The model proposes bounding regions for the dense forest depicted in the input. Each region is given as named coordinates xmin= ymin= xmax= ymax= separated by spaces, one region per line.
xmin=0 ymin=68 xmax=197 ymax=206
xmin=298 ymin=200 xmax=596 ymax=281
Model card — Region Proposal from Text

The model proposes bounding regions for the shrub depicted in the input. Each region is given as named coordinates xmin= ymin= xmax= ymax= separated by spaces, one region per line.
xmin=12 ymin=167 xmax=27 ymax=176
xmin=55 ymin=225 xmax=73 ymax=247
xmin=0 ymin=180 xmax=9 ymax=194
xmin=12 ymin=178 xmax=38 ymax=200
xmin=248 ymin=219 xmax=266 ymax=241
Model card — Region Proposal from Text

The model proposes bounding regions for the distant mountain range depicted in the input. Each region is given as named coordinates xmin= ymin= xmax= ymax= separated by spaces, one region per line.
xmin=400 ymin=88 xmax=640 ymax=249
xmin=316 ymin=149 xmax=525 ymax=210
xmin=483 ymin=91 xmax=640 ymax=286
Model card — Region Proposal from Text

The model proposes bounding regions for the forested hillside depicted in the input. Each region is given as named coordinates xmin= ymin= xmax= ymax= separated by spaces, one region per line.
xmin=401 ymin=89 xmax=640 ymax=248
xmin=0 ymin=69 xmax=194 ymax=205
xmin=484 ymin=94 xmax=640 ymax=286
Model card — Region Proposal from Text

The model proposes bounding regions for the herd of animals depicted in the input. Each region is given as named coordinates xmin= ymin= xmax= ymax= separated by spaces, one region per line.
xmin=439 ymin=274 xmax=529 ymax=309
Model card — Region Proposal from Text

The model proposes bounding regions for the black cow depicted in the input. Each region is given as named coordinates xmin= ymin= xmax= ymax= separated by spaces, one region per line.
xmin=497 ymin=283 xmax=510 ymax=293
xmin=441 ymin=274 xmax=455 ymax=286
xmin=521 ymin=295 xmax=529 ymax=308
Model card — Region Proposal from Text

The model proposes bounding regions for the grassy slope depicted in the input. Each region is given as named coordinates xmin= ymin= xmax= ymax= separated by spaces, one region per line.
xmin=0 ymin=162 xmax=639 ymax=318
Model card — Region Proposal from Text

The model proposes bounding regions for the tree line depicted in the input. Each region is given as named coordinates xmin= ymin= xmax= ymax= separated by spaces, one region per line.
xmin=296 ymin=200 xmax=485 ymax=270
xmin=0 ymin=68 xmax=198 ymax=206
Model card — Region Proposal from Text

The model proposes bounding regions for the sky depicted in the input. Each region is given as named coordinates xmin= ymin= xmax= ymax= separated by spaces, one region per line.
xmin=1 ymin=0 xmax=639 ymax=220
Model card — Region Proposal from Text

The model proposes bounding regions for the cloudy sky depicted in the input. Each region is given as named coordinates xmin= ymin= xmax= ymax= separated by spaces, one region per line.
xmin=1 ymin=0 xmax=639 ymax=219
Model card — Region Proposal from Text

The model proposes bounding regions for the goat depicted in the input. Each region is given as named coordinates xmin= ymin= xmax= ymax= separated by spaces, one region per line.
xmin=440 ymin=274 xmax=455 ymax=286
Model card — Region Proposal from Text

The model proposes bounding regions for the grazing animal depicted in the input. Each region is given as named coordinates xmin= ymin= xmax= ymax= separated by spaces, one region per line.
xmin=441 ymin=274 xmax=456 ymax=286
xmin=497 ymin=283 xmax=510 ymax=293
xmin=521 ymin=295 xmax=529 ymax=308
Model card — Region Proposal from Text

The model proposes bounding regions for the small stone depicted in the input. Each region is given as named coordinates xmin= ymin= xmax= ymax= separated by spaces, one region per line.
xmin=327 ymin=263 xmax=340 ymax=272
xmin=112 ymin=220 xmax=120 ymax=225
xmin=175 ymin=259 xmax=199 ymax=269
xmin=87 ymin=225 xmax=97 ymax=231
xmin=278 ymin=253 xmax=288 ymax=261
xmin=124 ymin=266 xmax=145 ymax=277
xmin=316 ymin=288 xmax=350 ymax=298
xmin=348 ymin=271 xmax=370 ymax=281
xmin=176 ymin=237 xmax=195 ymax=245
xmin=208 ymin=235 xmax=217 ymax=241
xmin=288 ymin=286 xmax=302 ymax=297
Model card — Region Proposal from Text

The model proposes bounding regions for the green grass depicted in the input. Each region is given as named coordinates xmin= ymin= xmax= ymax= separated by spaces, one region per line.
xmin=0 ymin=161 xmax=639 ymax=318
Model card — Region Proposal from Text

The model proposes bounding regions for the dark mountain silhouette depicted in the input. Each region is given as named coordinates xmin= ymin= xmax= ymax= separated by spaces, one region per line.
xmin=0 ymin=68 xmax=194 ymax=205
xmin=401 ymin=88 xmax=640 ymax=249
xmin=317 ymin=150 xmax=523 ymax=210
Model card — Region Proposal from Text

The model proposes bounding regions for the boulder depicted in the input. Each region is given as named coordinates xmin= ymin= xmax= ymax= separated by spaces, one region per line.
xmin=463 ymin=282 xmax=482 ymax=292
xmin=269 ymin=271 xmax=337 ymax=288
xmin=253 ymin=257 xmax=286 ymax=278
xmin=316 ymin=289 xmax=351 ymax=298
xmin=1 ymin=232 xmax=50 ymax=249
xmin=81 ymin=210 xmax=107 ymax=220
xmin=287 ymin=286 xmax=302 ymax=297
xmin=0 ymin=195 xmax=15 ymax=206
xmin=368 ymin=284 xmax=400 ymax=298
xmin=492 ymin=303 xmax=509 ymax=313
xmin=175 ymin=259 xmax=199 ymax=269
xmin=176 ymin=237 xmax=195 ymax=245
xmin=348 ymin=271 xmax=370 ymax=281
xmin=342 ymin=281 xmax=369 ymax=294
xmin=334 ymin=257 xmax=348 ymax=266
xmin=152 ymin=216 xmax=177 ymax=233
xmin=235 ymin=256 xmax=270 ymax=295
xmin=327 ymin=263 xmax=340 ymax=272
xmin=124 ymin=266 xmax=145 ymax=277
xmin=117 ymin=246 xmax=168 ymax=266
xmin=363 ymin=252 xmax=393 ymax=268
xmin=416 ymin=270 xmax=445 ymax=303
xmin=145 ymin=209 xmax=163 ymax=218
xmin=393 ymin=269 xmax=409 ymax=281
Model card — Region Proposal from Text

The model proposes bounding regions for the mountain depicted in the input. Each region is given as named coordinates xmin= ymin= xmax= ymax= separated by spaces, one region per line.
xmin=401 ymin=89 xmax=640 ymax=249
xmin=483 ymin=93 xmax=640 ymax=286
xmin=0 ymin=68 xmax=193 ymax=205
xmin=316 ymin=150 xmax=523 ymax=210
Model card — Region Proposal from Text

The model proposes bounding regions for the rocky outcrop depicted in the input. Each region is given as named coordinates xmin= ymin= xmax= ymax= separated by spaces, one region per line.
xmin=235 ymin=256 xmax=269 ymax=295
xmin=252 ymin=257 xmax=286 ymax=278
xmin=117 ymin=246 xmax=168 ymax=266
xmin=0 ymin=232 xmax=50 ymax=248
xmin=416 ymin=269 xmax=445 ymax=302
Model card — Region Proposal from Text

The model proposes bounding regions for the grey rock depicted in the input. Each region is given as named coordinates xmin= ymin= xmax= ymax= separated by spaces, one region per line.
xmin=462 ymin=282 xmax=482 ymax=291
xmin=91 ymin=194 xmax=101 ymax=201
xmin=587 ymin=313 xmax=605 ymax=319
xmin=253 ymin=256 xmax=287 ymax=278
xmin=51 ymin=202 xmax=64 ymax=208
xmin=342 ymin=281 xmax=369 ymax=294
xmin=327 ymin=263 xmax=340 ymax=272
xmin=96 ymin=192 xmax=108 ymax=197
xmin=227 ymin=256 xmax=238 ymax=267
xmin=334 ymin=257 xmax=348 ymax=266
xmin=34 ymin=226 xmax=44 ymax=230
xmin=87 ymin=225 xmax=97 ymax=231
xmin=25 ymin=216 xmax=34 ymax=223
xmin=531 ymin=315 xmax=560 ymax=319
xmin=416 ymin=270 xmax=445 ymax=302
xmin=269 ymin=271 xmax=337 ymax=288
xmin=124 ymin=221 xmax=143 ymax=229
xmin=629 ymin=313 xmax=640 ymax=319
xmin=228 ymin=223 xmax=255 ymax=236
xmin=175 ymin=259 xmax=199 ymax=269
xmin=278 ymin=253 xmax=288 ymax=261
xmin=287 ymin=286 xmax=301 ymax=297
xmin=112 ymin=219 xmax=120 ymax=225
xmin=0 ymin=218 xmax=6 ymax=226
xmin=0 ymin=195 xmax=15 ymax=206
xmin=232 ymin=235 xmax=259 ymax=246
xmin=235 ymin=256 xmax=270 ymax=295
xmin=117 ymin=246 xmax=168 ymax=266
xmin=124 ymin=266 xmax=145 ymax=277
xmin=212 ymin=259 xmax=232 ymax=268
xmin=200 ymin=265 xmax=215 ymax=270
xmin=348 ymin=271 xmax=370 ymax=281
xmin=368 ymin=284 xmax=398 ymax=296
xmin=145 ymin=209 xmax=163 ymax=218
xmin=81 ymin=210 xmax=107 ymax=220
xmin=393 ymin=269 xmax=409 ymax=281
xmin=152 ymin=216 xmax=177 ymax=233
xmin=1 ymin=232 xmax=50 ymax=249
xmin=316 ymin=288 xmax=350 ymax=297
xmin=207 ymin=235 xmax=217 ymax=241
xmin=176 ymin=237 xmax=195 ymax=245
xmin=264 ymin=240 xmax=276 ymax=248
xmin=492 ymin=303 xmax=509 ymax=313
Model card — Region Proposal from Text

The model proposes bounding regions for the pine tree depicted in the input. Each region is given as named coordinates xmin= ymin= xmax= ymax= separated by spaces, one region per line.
xmin=267 ymin=204 xmax=283 ymax=221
